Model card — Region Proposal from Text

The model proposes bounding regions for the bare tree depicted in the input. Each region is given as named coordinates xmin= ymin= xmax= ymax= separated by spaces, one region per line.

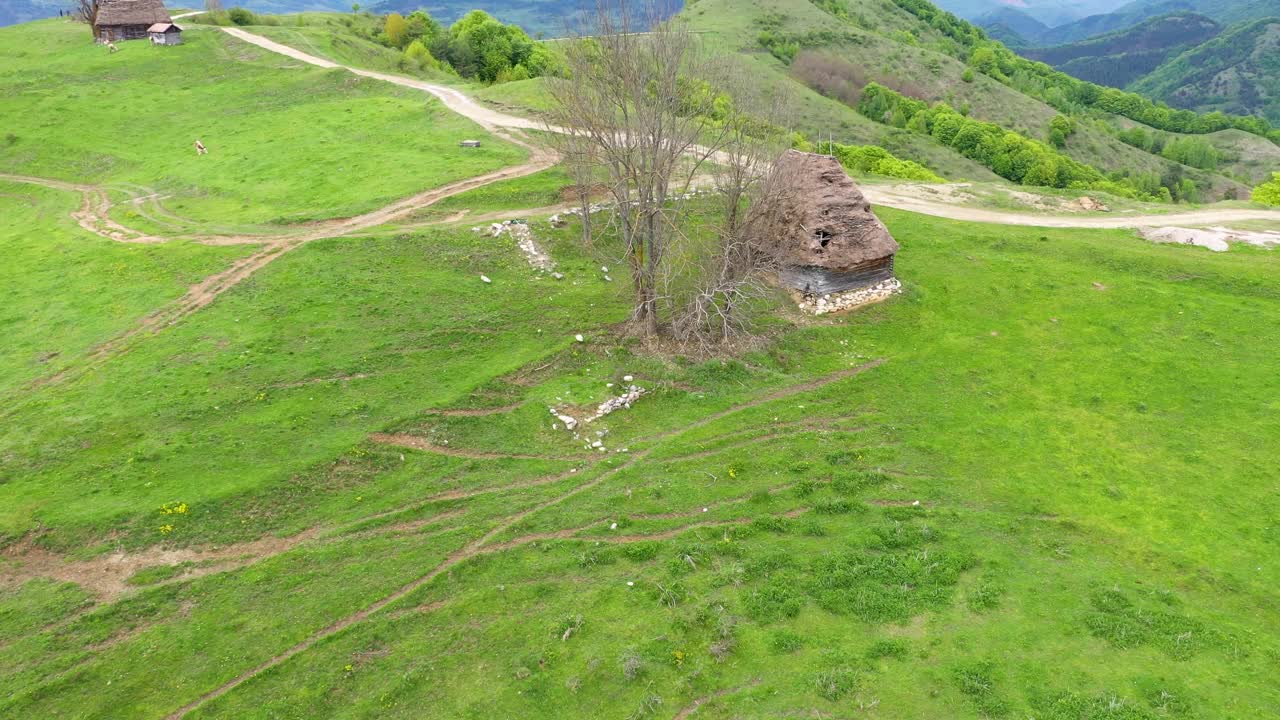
xmin=205 ymin=0 xmax=223 ymax=13
xmin=546 ymin=0 xmax=725 ymax=336
xmin=73 ymin=0 xmax=101 ymax=26
xmin=672 ymin=83 xmax=794 ymax=345
xmin=550 ymin=130 xmax=601 ymax=248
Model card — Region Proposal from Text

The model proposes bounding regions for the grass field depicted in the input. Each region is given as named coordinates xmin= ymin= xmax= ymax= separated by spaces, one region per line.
xmin=2 ymin=181 xmax=1277 ymax=716
xmin=2 ymin=11 xmax=1279 ymax=720
xmin=0 ymin=20 xmax=523 ymax=230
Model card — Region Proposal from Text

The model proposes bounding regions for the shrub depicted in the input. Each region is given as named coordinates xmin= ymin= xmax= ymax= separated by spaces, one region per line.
xmin=769 ymin=629 xmax=805 ymax=653
xmin=814 ymin=665 xmax=858 ymax=701
xmin=743 ymin=575 xmax=804 ymax=622
xmin=961 ymin=67 xmax=974 ymax=83
xmin=404 ymin=40 xmax=440 ymax=71
xmin=227 ymin=7 xmax=254 ymax=25
xmin=953 ymin=661 xmax=1009 ymax=717
xmin=865 ymin=638 xmax=909 ymax=660
xmin=967 ymin=579 xmax=1005 ymax=612
xmin=622 ymin=542 xmax=660 ymax=562
xmin=619 ymin=650 xmax=644 ymax=681
xmin=1251 ymin=172 xmax=1280 ymax=205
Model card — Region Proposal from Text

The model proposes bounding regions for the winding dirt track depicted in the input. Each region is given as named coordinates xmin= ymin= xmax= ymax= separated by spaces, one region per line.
xmin=860 ymin=186 xmax=1280 ymax=228
xmin=223 ymin=27 xmax=1280 ymax=231
xmin=3 ymin=132 xmax=557 ymax=401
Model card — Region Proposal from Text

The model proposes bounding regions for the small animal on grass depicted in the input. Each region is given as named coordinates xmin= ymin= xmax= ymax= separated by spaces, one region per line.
xmin=194 ymin=139 xmax=208 ymax=155
xmin=106 ymin=41 xmax=119 ymax=53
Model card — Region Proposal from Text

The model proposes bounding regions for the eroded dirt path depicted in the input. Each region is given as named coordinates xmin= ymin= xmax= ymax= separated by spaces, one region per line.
xmin=221 ymin=27 xmax=554 ymax=133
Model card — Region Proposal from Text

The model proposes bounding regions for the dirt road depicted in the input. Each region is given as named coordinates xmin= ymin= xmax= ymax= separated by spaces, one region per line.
xmin=221 ymin=27 xmax=552 ymax=133
xmin=219 ymin=27 xmax=1280 ymax=233
xmin=861 ymin=185 xmax=1280 ymax=230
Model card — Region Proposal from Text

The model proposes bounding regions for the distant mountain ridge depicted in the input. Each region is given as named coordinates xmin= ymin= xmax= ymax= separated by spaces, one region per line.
xmin=0 ymin=0 xmax=70 ymax=27
xmin=1020 ymin=12 xmax=1221 ymax=85
xmin=1131 ymin=17 xmax=1280 ymax=122
xmin=933 ymin=0 xmax=1127 ymax=27
xmin=986 ymin=0 xmax=1280 ymax=44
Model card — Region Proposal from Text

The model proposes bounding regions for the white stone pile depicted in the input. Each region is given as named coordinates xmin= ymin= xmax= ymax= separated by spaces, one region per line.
xmin=548 ymin=381 xmax=646 ymax=453
xmin=584 ymin=384 xmax=644 ymax=423
xmin=797 ymin=278 xmax=902 ymax=316
xmin=484 ymin=220 xmax=555 ymax=271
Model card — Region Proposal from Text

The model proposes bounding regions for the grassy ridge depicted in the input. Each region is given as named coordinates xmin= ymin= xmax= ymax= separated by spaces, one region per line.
xmin=0 ymin=20 xmax=524 ymax=228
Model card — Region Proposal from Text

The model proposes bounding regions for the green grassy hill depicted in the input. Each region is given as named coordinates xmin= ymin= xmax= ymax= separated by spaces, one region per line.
xmin=1 ymin=10 xmax=1279 ymax=720
xmin=0 ymin=20 xmax=523 ymax=230
xmin=676 ymin=0 xmax=1253 ymax=200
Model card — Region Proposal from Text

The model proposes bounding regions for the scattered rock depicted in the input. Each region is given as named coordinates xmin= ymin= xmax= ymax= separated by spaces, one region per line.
xmin=574 ymin=334 xmax=585 ymax=342
xmin=480 ymin=274 xmax=492 ymax=283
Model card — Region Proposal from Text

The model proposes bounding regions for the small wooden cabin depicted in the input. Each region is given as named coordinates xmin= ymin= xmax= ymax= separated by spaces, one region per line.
xmin=93 ymin=0 xmax=172 ymax=42
xmin=147 ymin=22 xmax=183 ymax=45
xmin=148 ymin=22 xmax=184 ymax=45
xmin=760 ymin=150 xmax=900 ymax=295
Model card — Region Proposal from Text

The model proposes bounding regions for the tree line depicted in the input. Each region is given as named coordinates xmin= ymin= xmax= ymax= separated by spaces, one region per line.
xmin=378 ymin=9 xmax=557 ymax=82
xmin=883 ymin=0 xmax=1280 ymax=145
xmin=857 ymin=83 xmax=1166 ymax=200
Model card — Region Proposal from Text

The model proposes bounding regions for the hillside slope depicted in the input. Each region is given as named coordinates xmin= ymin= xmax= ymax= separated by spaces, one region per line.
xmin=1021 ymin=12 xmax=1221 ymax=87
xmin=1131 ymin=18 xmax=1280 ymax=122
xmin=679 ymin=0 xmax=1251 ymax=199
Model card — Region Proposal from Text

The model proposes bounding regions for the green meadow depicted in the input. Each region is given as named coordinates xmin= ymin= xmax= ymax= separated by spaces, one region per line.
xmin=0 ymin=20 xmax=523 ymax=230
xmin=1 ymin=14 xmax=1278 ymax=720
xmin=3 ymin=177 xmax=1278 ymax=716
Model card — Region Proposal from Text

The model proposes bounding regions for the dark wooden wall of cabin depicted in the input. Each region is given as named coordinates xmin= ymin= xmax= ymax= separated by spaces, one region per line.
xmin=97 ymin=24 xmax=151 ymax=41
xmin=778 ymin=256 xmax=895 ymax=295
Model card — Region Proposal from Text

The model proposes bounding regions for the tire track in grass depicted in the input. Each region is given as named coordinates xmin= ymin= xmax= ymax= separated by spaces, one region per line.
xmin=163 ymin=361 xmax=885 ymax=718
xmin=672 ymin=680 xmax=762 ymax=719
xmin=3 ymin=131 xmax=558 ymax=410
xmin=368 ymin=432 xmax=586 ymax=461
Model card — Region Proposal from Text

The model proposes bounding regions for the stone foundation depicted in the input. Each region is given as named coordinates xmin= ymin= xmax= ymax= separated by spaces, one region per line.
xmin=795 ymin=277 xmax=901 ymax=315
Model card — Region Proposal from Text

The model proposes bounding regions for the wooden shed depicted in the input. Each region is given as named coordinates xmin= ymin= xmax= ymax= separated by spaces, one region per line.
xmin=147 ymin=22 xmax=182 ymax=45
xmin=759 ymin=150 xmax=899 ymax=295
xmin=93 ymin=0 xmax=172 ymax=42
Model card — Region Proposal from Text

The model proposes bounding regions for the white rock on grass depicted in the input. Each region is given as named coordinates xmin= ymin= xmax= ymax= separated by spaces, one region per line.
xmin=574 ymin=334 xmax=585 ymax=342
xmin=480 ymin=275 xmax=492 ymax=283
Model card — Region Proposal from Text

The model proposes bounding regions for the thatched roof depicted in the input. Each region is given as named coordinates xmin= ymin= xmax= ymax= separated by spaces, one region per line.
xmin=763 ymin=150 xmax=898 ymax=270
xmin=96 ymin=0 xmax=171 ymax=27
xmin=147 ymin=22 xmax=180 ymax=32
